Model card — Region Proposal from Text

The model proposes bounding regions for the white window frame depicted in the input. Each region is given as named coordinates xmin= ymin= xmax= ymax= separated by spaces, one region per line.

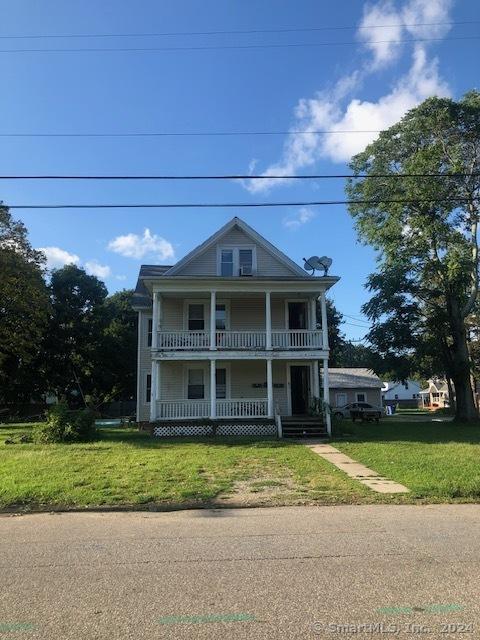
xmin=215 ymin=300 xmax=231 ymax=331
xmin=284 ymin=299 xmax=309 ymax=330
xmin=215 ymin=363 xmax=231 ymax=400
xmin=355 ymin=392 xmax=366 ymax=403
xmin=145 ymin=371 xmax=152 ymax=404
xmin=183 ymin=299 xmax=207 ymax=331
xmin=145 ymin=314 xmax=153 ymax=347
xmin=184 ymin=364 xmax=208 ymax=400
xmin=216 ymin=245 xmax=257 ymax=277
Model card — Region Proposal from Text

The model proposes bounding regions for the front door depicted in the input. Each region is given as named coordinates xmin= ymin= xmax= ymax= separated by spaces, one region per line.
xmin=288 ymin=302 xmax=308 ymax=330
xmin=290 ymin=365 xmax=310 ymax=415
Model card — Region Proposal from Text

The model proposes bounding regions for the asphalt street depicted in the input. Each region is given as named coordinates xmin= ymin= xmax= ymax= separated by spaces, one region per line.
xmin=1 ymin=505 xmax=479 ymax=639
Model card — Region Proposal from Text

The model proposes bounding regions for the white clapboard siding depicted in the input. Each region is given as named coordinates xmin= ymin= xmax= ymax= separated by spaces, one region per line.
xmin=175 ymin=227 xmax=296 ymax=277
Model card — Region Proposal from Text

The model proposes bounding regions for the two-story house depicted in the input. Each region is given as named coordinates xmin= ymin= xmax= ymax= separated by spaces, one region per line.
xmin=132 ymin=217 xmax=338 ymax=437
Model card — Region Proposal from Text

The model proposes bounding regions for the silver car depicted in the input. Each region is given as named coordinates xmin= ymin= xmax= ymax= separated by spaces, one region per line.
xmin=333 ymin=402 xmax=384 ymax=422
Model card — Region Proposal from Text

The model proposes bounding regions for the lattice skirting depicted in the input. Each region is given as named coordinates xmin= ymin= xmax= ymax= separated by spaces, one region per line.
xmin=153 ymin=423 xmax=277 ymax=438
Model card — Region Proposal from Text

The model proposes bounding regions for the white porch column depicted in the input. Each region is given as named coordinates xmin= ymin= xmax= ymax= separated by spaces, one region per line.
xmin=210 ymin=359 xmax=216 ymax=419
xmin=322 ymin=357 xmax=331 ymax=436
xmin=151 ymin=292 xmax=161 ymax=349
xmin=265 ymin=290 xmax=272 ymax=350
xmin=210 ymin=290 xmax=216 ymax=350
xmin=266 ymin=358 xmax=274 ymax=417
xmin=313 ymin=360 xmax=320 ymax=398
xmin=150 ymin=360 xmax=159 ymax=421
xmin=310 ymin=296 xmax=318 ymax=330
xmin=320 ymin=291 xmax=329 ymax=350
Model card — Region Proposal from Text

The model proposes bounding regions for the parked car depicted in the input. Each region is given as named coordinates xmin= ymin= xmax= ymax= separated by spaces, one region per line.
xmin=333 ymin=402 xmax=384 ymax=422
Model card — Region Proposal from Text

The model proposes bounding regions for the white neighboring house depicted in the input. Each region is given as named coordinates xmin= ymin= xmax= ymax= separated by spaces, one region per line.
xmin=382 ymin=379 xmax=422 ymax=406
xmin=132 ymin=217 xmax=339 ymax=437
xmin=419 ymin=379 xmax=451 ymax=408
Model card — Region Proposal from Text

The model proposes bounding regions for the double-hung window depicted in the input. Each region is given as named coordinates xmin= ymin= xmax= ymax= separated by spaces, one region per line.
xmin=146 ymin=374 xmax=152 ymax=403
xmin=187 ymin=369 xmax=205 ymax=399
xmin=219 ymin=247 xmax=255 ymax=276
xmin=216 ymin=368 xmax=227 ymax=399
xmin=188 ymin=304 xmax=204 ymax=331
xmin=215 ymin=304 xmax=227 ymax=330
xmin=220 ymin=249 xmax=234 ymax=276
xmin=147 ymin=318 xmax=153 ymax=347
xmin=239 ymin=249 xmax=253 ymax=275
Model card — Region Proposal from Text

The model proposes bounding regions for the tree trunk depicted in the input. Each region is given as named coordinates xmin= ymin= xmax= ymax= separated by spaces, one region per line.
xmin=449 ymin=299 xmax=477 ymax=422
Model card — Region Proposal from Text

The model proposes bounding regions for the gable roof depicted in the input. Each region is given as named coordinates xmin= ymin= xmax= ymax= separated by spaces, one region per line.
xmin=164 ymin=216 xmax=308 ymax=277
xmin=329 ymin=368 xmax=383 ymax=389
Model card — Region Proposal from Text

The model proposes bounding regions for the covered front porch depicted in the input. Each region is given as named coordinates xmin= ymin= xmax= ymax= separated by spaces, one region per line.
xmin=149 ymin=358 xmax=331 ymax=433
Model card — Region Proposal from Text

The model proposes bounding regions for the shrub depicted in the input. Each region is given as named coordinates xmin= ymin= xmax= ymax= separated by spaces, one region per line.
xmin=35 ymin=404 xmax=97 ymax=443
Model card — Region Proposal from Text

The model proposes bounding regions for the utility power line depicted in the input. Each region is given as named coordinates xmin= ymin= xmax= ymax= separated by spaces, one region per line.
xmin=0 ymin=35 xmax=478 ymax=54
xmin=0 ymin=173 xmax=478 ymax=180
xmin=0 ymin=129 xmax=387 ymax=138
xmin=343 ymin=313 xmax=370 ymax=324
xmin=6 ymin=197 xmax=477 ymax=210
xmin=1 ymin=20 xmax=477 ymax=39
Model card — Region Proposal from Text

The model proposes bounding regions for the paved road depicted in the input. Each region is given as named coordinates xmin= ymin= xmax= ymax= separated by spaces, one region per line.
xmin=1 ymin=505 xmax=479 ymax=639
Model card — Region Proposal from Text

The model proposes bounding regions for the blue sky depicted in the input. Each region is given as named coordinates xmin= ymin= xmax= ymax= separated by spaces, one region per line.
xmin=1 ymin=0 xmax=479 ymax=340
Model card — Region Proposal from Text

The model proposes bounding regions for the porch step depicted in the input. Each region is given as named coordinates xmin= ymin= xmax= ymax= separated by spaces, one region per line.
xmin=281 ymin=416 xmax=327 ymax=439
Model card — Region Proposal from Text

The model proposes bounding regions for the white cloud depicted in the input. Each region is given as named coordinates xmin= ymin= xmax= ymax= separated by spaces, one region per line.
xmin=38 ymin=246 xmax=80 ymax=270
xmin=107 ymin=228 xmax=175 ymax=261
xmin=244 ymin=0 xmax=453 ymax=192
xmin=85 ymin=260 xmax=111 ymax=280
xmin=358 ymin=0 xmax=452 ymax=69
xmin=115 ymin=274 xmax=127 ymax=281
xmin=283 ymin=207 xmax=316 ymax=230
xmin=358 ymin=0 xmax=404 ymax=69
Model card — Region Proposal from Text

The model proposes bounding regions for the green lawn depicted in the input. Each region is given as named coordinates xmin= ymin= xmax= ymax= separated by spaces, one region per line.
xmin=0 ymin=423 xmax=369 ymax=510
xmin=332 ymin=420 xmax=480 ymax=502
xmin=2 ymin=420 xmax=480 ymax=511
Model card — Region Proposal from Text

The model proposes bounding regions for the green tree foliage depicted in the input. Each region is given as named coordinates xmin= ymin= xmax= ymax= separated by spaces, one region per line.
xmin=95 ymin=290 xmax=137 ymax=404
xmin=347 ymin=91 xmax=480 ymax=421
xmin=41 ymin=266 xmax=137 ymax=408
xmin=43 ymin=264 xmax=109 ymax=404
xmin=0 ymin=205 xmax=50 ymax=403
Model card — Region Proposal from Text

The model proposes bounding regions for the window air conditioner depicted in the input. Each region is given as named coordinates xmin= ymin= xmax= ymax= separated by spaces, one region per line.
xmin=239 ymin=266 xmax=253 ymax=276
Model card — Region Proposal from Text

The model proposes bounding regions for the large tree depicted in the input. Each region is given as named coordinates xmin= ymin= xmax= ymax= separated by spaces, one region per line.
xmin=347 ymin=91 xmax=480 ymax=421
xmin=43 ymin=264 xmax=109 ymax=404
xmin=0 ymin=205 xmax=50 ymax=403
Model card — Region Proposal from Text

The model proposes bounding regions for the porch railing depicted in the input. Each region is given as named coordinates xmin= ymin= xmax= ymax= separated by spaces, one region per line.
xmin=216 ymin=399 xmax=268 ymax=417
xmin=157 ymin=400 xmax=209 ymax=419
xmin=157 ymin=331 xmax=209 ymax=350
xmin=215 ymin=331 xmax=266 ymax=349
xmin=155 ymin=399 xmax=268 ymax=420
xmin=156 ymin=329 xmax=323 ymax=350
xmin=271 ymin=330 xmax=323 ymax=349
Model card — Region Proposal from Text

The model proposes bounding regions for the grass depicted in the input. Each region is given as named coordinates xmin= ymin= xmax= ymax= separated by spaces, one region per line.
xmin=331 ymin=420 xmax=480 ymax=502
xmin=0 ymin=423 xmax=369 ymax=510
xmin=2 ymin=419 xmax=480 ymax=510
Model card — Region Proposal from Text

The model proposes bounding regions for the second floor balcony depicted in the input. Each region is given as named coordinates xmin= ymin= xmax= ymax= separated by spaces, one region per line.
xmin=149 ymin=288 xmax=329 ymax=354
xmin=156 ymin=328 xmax=324 ymax=351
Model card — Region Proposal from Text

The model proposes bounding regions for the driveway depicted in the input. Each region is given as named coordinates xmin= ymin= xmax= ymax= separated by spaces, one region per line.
xmin=1 ymin=505 xmax=479 ymax=638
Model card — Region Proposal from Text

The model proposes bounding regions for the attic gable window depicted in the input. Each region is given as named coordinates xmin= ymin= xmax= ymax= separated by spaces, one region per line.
xmin=218 ymin=246 xmax=255 ymax=276
xmin=220 ymin=249 xmax=234 ymax=276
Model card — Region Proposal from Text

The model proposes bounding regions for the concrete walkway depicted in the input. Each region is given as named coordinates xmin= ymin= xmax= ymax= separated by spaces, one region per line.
xmin=306 ymin=443 xmax=409 ymax=494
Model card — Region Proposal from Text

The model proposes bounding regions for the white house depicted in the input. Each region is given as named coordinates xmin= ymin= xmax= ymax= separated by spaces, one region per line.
xmin=132 ymin=217 xmax=339 ymax=438
xmin=382 ymin=379 xmax=422 ymax=406
xmin=419 ymin=379 xmax=451 ymax=408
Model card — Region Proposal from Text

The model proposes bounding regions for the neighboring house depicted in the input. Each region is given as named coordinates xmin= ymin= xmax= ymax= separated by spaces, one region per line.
xmin=382 ymin=379 xmax=421 ymax=408
xmin=419 ymin=379 xmax=451 ymax=408
xmin=132 ymin=217 xmax=339 ymax=437
xmin=329 ymin=368 xmax=383 ymax=408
